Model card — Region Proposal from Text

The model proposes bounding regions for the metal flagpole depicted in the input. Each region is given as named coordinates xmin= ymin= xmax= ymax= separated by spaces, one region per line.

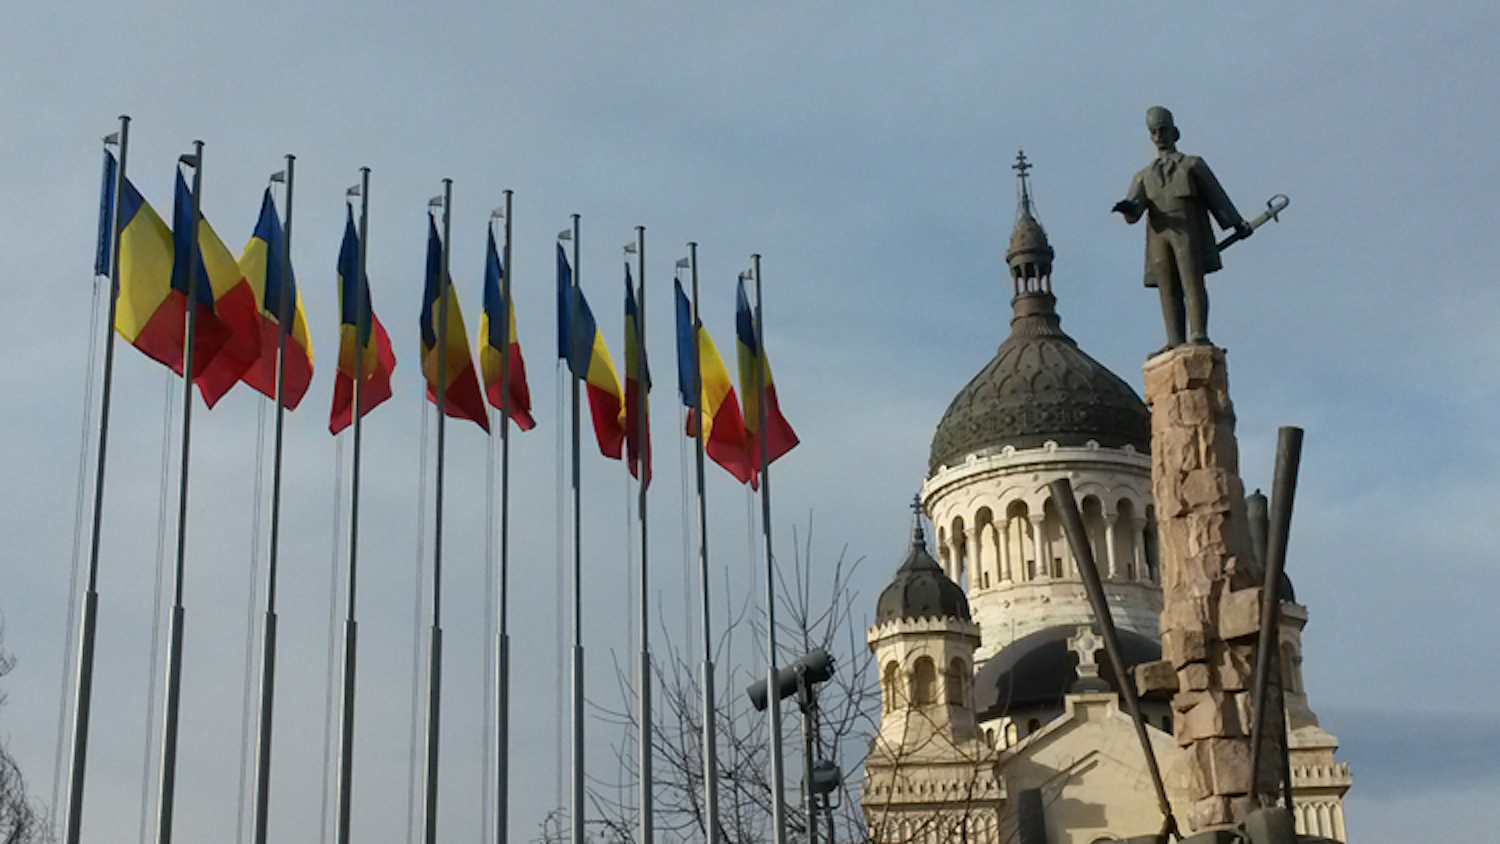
xmin=423 ymin=180 xmax=454 ymax=844
xmin=157 ymin=139 xmax=205 ymax=844
xmin=686 ymin=243 xmax=721 ymax=844
xmin=493 ymin=190 xmax=514 ymax=844
xmin=563 ymin=215 xmax=585 ymax=844
xmin=626 ymin=227 xmax=652 ymax=844
xmin=749 ymin=255 xmax=788 ymax=844
xmin=251 ymin=154 xmax=295 ymax=844
xmin=65 ymin=114 xmax=130 ymax=844
xmin=335 ymin=167 xmax=371 ymax=844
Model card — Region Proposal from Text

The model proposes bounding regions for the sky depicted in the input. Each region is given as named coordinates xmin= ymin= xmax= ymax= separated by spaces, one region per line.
xmin=2 ymin=2 xmax=1498 ymax=842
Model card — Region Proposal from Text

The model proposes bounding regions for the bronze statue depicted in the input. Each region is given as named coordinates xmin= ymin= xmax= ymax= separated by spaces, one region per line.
xmin=1114 ymin=107 xmax=1251 ymax=352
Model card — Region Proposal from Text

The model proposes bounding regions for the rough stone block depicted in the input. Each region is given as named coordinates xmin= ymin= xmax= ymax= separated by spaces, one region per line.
xmin=1158 ymin=426 xmax=1201 ymax=473
xmin=1179 ymin=662 xmax=1213 ymax=691
xmin=1189 ymin=796 xmax=1235 ymax=831
xmin=1196 ymin=737 xmax=1253 ymax=796
xmin=1179 ymin=346 xmax=1220 ymax=387
xmin=1135 ymin=659 xmax=1179 ymax=695
xmin=1162 ymin=628 xmax=1208 ymax=667
xmin=1172 ymin=391 xmax=1214 ymax=427
xmin=1159 ymin=598 xmax=1210 ymax=634
xmin=1182 ymin=469 xmax=1233 ymax=512
xmin=1217 ymin=587 xmax=1262 ymax=641
xmin=1209 ymin=644 xmax=1254 ymax=692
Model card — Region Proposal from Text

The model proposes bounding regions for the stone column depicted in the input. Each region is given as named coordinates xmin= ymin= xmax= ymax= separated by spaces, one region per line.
xmin=1029 ymin=514 xmax=1047 ymax=581
xmin=1104 ymin=514 xmax=1120 ymax=579
xmin=1140 ymin=345 xmax=1272 ymax=831
xmin=998 ymin=521 xmax=1013 ymax=583
xmin=970 ymin=529 xmax=985 ymax=590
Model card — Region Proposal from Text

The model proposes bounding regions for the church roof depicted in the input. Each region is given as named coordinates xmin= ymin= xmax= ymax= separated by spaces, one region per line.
xmin=972 ymin=625 xmax=1166 ymax=720
xmin=928 ymin=163 xmax=1150 ymax=475
xmin=875 ymin=520 xmax=971 ymax=624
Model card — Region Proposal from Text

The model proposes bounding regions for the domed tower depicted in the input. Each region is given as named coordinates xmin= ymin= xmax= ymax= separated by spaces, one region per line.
xmin=921 ymin=154 xmax=1162 ymax=666
xmin=863 ymin=506 xmax=1003 ymax=843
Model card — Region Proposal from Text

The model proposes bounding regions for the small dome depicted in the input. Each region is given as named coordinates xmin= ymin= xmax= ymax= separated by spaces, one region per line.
xmin=972 ymin=625 xmax=1167 ymax=720
xmin=875 ymin=521 xmax=971 ymax=624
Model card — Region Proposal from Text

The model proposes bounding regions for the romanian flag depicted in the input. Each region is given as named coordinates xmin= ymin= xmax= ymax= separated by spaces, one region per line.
xmin=177 ymin=173 xmax=262 ymax=408
xmin=735 ymin=277 xmax=798 ymax=484
xmin=237 ymin=189 xmax=313 ymax=409
xmin=674 ymin=280 xmax=753 ymax=484
xmin=100 ymin=155 xmax=230 ymax=379
xmin=419 ymin=217 xmax=489 ymax=432
xmin=478 ymin=226 xmax=535 ymax=430
xmin=329 ymin=207 xmax=396 ymax=434
xmin=556 ymin=244 xmax=625 ymax=459
xmin=624 ymin=264 xmax=650 ymax=485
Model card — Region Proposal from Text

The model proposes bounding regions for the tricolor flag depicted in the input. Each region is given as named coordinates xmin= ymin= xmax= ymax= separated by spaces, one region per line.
xmin=237 ymin=189 xmax=313 ymax=409
xmin=735 ymin=276 xmax=798 ymax=484
xmin=624 ymin=264 xmax=650 ymax=485
xmin=674 ymin=279 xmax=753 ymax=484
xmin=479 ymin=226 xmax=535 ymax=430
xmin=177 ymin=172 xmax=263 ymax=408
xmin=419 ymin=216 xmax=489 ymax=432
xmin=329 ymin=207 xmax=396 ymax=434
xmin=556 ymin=244 xmax=625 ymax=459
xmin=100 ymin=155 xmax=231 ymax=379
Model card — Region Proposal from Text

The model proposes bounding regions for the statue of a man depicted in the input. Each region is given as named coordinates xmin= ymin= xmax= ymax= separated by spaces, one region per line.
xmin=1114 ymin=107 xmax=1252 ymax=351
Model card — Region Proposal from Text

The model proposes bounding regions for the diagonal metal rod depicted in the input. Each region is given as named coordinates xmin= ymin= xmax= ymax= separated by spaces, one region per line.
xmin=1048 ymin=478 xmax=1178 ymax=842
xmin=1248 ymin=427 xmax=1303 ymax=808
xmin=158 ymin=138 xmax=206 ymax=844
xmin=65 ymin=113 xmax=130 ymax=844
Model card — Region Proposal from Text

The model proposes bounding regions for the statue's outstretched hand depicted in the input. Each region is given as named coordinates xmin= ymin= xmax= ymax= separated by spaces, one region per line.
xmin=1112 ymin=199 xmax=1140 ymax=217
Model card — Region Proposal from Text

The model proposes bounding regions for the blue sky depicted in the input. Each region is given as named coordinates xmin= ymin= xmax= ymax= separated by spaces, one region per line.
xmin=2 ymin=3 xmax=1497 ymax=842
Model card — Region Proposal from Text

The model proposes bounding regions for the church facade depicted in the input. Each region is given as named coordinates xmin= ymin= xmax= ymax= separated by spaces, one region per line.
xmin=860 ymin=165 xmax=1351 ymax=843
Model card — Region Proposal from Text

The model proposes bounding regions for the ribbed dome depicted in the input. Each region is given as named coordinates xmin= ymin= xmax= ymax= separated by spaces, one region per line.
xmin=928 ymin=174 xmax=1150 ymax=475
xmin=875 ymin=522 xmax=971 ymax=624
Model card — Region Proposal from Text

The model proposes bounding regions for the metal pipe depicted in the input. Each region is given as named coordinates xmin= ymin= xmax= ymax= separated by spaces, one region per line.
xmin=495 ymin=188 xmax=514 ymax=844
xmin=1248 ymin=427 xmax=1303 ymax=807
xmin=687 ymin=243 xmax=721 ymax=844
xmin=1047 ymin=478 xmax=1177 ymax=841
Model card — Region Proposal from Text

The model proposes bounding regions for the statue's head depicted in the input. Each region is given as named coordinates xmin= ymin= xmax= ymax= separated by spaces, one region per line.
xmin=1146 ymin=106 xmax=1179 ymax=151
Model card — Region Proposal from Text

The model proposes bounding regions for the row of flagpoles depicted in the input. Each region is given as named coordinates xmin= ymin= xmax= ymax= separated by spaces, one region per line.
xmin=67 ymin=116 xmax=800 ymax=844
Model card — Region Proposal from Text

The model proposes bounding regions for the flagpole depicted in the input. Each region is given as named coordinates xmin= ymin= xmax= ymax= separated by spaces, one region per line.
xmin=493 ymin=190 xmax=514 ymax=844
xmin=250 ymin=153 xmax=295 ymax=844
xmin=335 ymin=166 xmax=371 ymax=844
xmin=423 ymin=179 xmax=454 ymax=844
xmin=157 ymin=138 xmax=205 ymax=844
xmin=566 ymin=214 xmax=585 ymax=844
xmin=750 ymin=254 xmax=788 ymax=844
xmin=627 ymin=226 xmax=652 ymax=844
xmin=64 ymin=114 xmax=130 ymax=844
xmin=687 ymin=242 xmax=721 ymax=844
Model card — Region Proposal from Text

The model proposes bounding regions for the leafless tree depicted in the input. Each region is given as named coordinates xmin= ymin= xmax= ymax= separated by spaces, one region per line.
xmin=0 ymin=628 xmax=54 ymax=844
xmin=537 ymin=522 xmax=879 ymax=844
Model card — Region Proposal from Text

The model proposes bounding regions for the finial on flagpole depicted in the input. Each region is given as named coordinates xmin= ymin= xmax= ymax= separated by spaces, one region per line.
xmin=491 ymin=207 xmax=506 ymax=220
xmin=104 ymin=132 xmax=119 ymax=146
xmin=624 ymin=242 xmax=637 ymax=254
xmin=429 ymin=194 xmax=445 ymax=209
xmin=346 ymin=184 xmax=361 ymax=198
xmin=270 ymin=170 xmax=286 ymax=184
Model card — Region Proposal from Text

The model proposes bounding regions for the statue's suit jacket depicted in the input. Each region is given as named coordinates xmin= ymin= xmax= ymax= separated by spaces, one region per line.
xmin=1122 ymin=153 xmax=1243 ymax=288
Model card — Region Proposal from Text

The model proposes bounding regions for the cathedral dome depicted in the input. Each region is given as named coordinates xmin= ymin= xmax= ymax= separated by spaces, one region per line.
xmin=928 ymin=157 xmax=1149 ymax=475
xmin=875 ymin=522 xmax=971 ymax=624
xmin=971 ymin=625 xmax=1166 ymax=719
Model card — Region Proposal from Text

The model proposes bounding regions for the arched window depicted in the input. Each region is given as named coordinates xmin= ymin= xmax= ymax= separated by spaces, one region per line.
xmin=1114 ymin=498 xmax=1137 ymax=580
xmin=913 ymin=657 xmax=937 ymax=705
xmin=1026 ymin=717 xmax=1041 ymax=735
xmin=1042 ymin=497 xmax=1065 ymax=577
xmin=883 ymin=661 xmax=900 ymax=712
xmin=1144 ymin=505 xmax=1160 ymax=581
xmin=949 ymin=517 xmax=967 ymax=586
xmin=1005 ymin=722 xmax=1018 ymax=747
xmin=946 ymin=658 xmax=967 ymax=705
xmin=1082 ymin=495 xmax=1107 ymax=575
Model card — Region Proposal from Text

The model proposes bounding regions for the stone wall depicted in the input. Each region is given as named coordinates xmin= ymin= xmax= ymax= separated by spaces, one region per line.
xmin=1139 ymin=346 xmax=1277 ymax=831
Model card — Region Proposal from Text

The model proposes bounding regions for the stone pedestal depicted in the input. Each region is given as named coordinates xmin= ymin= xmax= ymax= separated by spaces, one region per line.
xmin=1141 ymin=346 xmax=1276 ymax=831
